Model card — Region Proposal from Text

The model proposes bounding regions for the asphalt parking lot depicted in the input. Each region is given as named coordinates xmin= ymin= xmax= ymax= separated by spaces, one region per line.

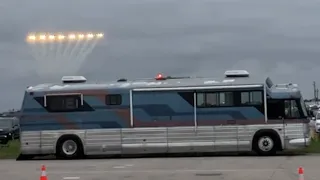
xmin=1 ymin=155 xmax=319 ymax=180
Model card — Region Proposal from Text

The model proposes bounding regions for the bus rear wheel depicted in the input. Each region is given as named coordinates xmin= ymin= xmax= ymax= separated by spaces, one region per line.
xmin=56 ymin=136 xmax=83 ymax=159
xmin=253 ymin=134 xmax=277 ymax=156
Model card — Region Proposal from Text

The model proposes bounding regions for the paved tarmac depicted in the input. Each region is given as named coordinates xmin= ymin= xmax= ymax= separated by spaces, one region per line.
xmin=1 ymin=155 xmax=320 ymax=180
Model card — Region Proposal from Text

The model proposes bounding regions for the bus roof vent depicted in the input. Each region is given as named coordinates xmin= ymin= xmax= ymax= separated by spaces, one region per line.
xmin=61 ymin=76 xmax=87 ymax=84
xmin=224 ymin=70 xmax=249 ymax=78
xmin=117 ymin=78 xmax=127 ymax=82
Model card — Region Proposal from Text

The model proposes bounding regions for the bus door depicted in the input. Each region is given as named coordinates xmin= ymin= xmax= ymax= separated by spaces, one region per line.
xmin=124 ymin=90 xmax=167 ymax=154
xmin=267 ymin=98 xmax=307 ymax=148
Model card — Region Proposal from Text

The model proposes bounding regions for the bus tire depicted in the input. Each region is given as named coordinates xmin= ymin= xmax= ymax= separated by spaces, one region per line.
xmin=253 ymin=133 xmax=278 ymax=156
xmin=56 ymin=135 xmax=84 ymax=159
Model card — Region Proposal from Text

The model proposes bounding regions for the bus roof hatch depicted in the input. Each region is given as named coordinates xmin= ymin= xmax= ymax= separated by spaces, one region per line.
xmin=224 ymin=70 xmax=249 ymax=78
xmin=61 ymin=76 xmax=87 ymax=83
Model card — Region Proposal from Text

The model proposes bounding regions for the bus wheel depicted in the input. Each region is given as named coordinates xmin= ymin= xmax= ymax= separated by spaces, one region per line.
xmin=253 ymin=134 xmax=277 ymax=156
xmin=56 ymin=136 xmax=83 ymax=159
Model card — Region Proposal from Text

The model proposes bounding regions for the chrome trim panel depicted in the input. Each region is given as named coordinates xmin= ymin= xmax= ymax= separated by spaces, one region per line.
xmin=85 ymin=129 xmax=122 ymax=155
xmin=121 ymin=127 xmax=167 ymax=154
xmin=20 ymin=131 xmax=41 ymax=155
xmin=214 ymin=126 xmax=238 ymax=152
xmin=20 ymin=123 xmax=309 ymax=156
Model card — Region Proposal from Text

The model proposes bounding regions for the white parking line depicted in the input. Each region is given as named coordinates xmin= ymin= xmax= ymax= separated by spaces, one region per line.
xmin=63 ymin=177 xmax=80 ymax=180
xmin=113 ymin=166 xmax=126 ymax=168
xmin=113 ymin=164 xmax=134 ymax=168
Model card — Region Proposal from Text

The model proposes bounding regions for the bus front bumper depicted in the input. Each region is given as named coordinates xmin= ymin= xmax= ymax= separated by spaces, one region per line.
xmin=285 ymin=137 xmax=311 ymax=149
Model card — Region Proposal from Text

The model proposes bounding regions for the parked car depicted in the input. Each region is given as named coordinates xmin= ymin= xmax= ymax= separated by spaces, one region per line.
xmin=0 ymin=117 xmax=20 ymax=144
xmin=311 ymin=111 xmax=320 ymax=133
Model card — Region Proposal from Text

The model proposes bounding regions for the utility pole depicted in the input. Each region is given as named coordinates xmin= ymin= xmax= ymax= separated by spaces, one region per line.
xmin=317 ymin=88 xmax=319 ymax=105
xmin=313 ymin=81 xmax=319 ymax=104
xmin=313 ymin=81 xmax=316 ymax=102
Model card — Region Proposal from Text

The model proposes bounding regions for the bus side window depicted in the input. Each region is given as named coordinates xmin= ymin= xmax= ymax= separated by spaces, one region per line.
xmin=196 ymin=92 xmax=218 ymax=107
xmin=206 ymin=93 xmax=219 ymax=106
xmin=105 ymin=94 xmax=122 ymax=105
xmin=196 ymin=93 xmax=206 ymax=107
xmin=240 ymin=91 xmax=262 ymax=105
xmin=219 ymin=92 xmax=233 ymax=106
xmin=46 ymin=94 xmax=81 ymax=112
xmin=267 ymin=99 xmax=284 ymax=119
xmin=196 ymin=92 xmax=234 ymax=107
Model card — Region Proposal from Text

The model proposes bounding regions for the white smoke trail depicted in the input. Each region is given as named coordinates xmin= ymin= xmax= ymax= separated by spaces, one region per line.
xmin=55 ymin=40 xmax=63 ymax=60
xmin=66 ymin=39 xmax=82 ymax=71
xmin=40 ymin=42 xmax=48 ymax=59
xmin=58 ymin=39 xmax=75 ymax=75
xmin=71 ymin=39 xmax=91 ymax=72
xmin=28 ymin=43 xmax=42 ymax=62
xmin=37 ymin=43 xmax=49 ymax=75
xmin=49 ymin=41 xmax=55 ymax=54
xmin=53 ymin=40 xmax=64 ymax=74
xmin=74 ymin=38 xmax=99 ymax=72
xmin=69 ymin=39 xmax=82 ymax=59
xmin=46 ymin=41 xmax=55 ymax=74
xmin=27 ymin=43 xmax=47 ymax=76
xmin=62 ymin=39 xmax=73 ymax=58
xmin=48 ymin=41 xmax=54 ymax=60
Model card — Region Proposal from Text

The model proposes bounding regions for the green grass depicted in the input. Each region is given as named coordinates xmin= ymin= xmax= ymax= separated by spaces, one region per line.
xmin=0 ymin=140 xmax=20 ymax=159
xmin=1 ymin=139 xmax=320 ymax=159
xmin=302 ymin=138 xmax=320 ymax=153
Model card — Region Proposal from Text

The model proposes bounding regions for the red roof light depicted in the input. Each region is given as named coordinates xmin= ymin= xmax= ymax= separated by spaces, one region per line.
xmin=155 ymin=73 xmax=165 ymax=80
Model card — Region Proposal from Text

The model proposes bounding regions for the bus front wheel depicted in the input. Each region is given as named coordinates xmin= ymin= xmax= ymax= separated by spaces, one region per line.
xmin=253 ymin=134 xmax=278 ymax=156
xmin=56 ymin=135 xmax=84 ymax=159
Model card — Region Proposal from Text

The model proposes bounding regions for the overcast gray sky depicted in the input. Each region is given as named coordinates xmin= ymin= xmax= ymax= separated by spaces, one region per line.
xmin=0 ymin=0 xmax=319 ymax=111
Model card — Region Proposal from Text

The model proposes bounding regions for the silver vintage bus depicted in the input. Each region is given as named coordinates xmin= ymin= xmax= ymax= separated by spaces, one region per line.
xmin=18 ymin=70 xmax=310 ymax=159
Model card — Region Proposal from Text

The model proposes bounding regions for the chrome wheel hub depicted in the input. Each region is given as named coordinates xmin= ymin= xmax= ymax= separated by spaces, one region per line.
xmin=258 ymin=136 xmax=274 ymax=152
xmin=62 ymin=140 xmax=77 ymax=155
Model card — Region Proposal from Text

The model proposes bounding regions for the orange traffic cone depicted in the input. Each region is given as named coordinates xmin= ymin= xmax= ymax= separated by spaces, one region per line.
xmin=40 ymin=165 xmax=48 ymax=180
xmin=298 ymin=166 xmax=304 ymax=180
